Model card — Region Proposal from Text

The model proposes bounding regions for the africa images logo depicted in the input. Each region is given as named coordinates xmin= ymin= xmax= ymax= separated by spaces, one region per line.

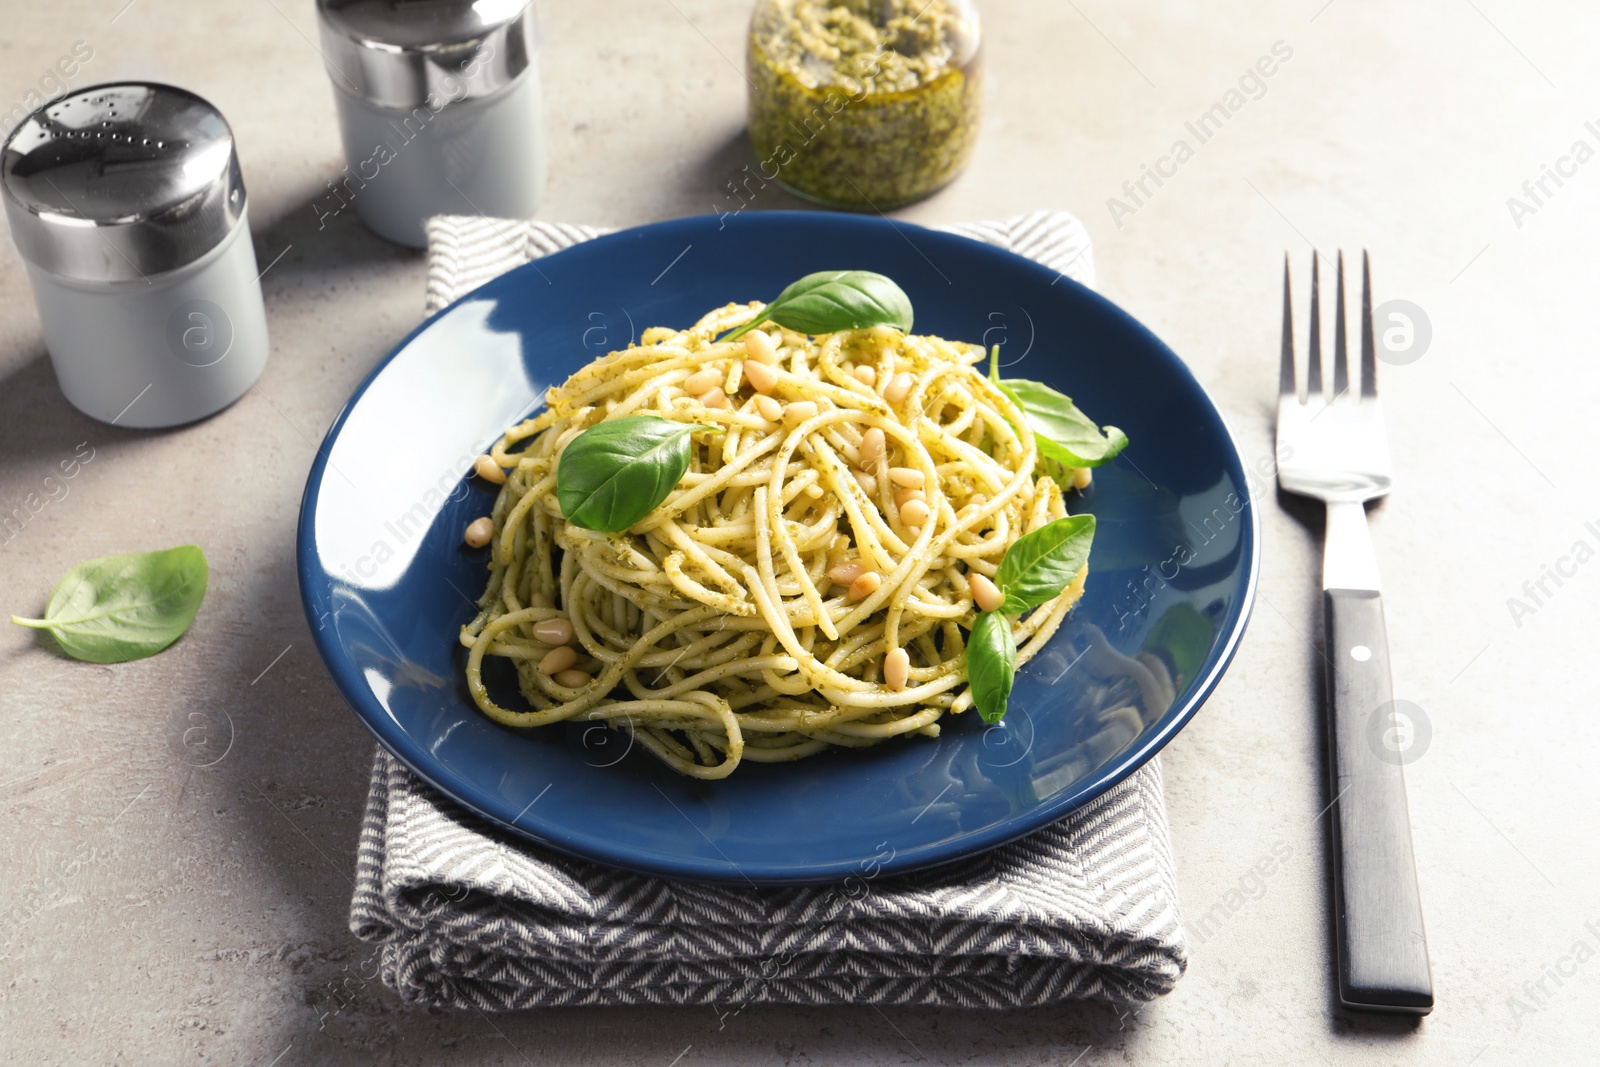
xmin=166 ymin=300 xmax=235 ymax=367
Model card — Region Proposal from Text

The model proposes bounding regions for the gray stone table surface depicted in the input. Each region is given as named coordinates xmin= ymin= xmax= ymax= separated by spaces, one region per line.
xmin=2 ymin=1 xmax=1597 ymax=1063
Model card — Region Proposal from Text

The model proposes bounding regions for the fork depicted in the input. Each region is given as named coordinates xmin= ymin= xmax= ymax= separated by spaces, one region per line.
xmin=1277 ymin=252 xmax=1434 ymax=1015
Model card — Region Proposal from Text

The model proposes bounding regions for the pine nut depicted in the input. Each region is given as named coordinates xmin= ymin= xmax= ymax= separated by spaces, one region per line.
xmin=532 ymin=618 xmax=574 ymax=646
xmin=755 ymin=395 xmax=784 ymax=422
xmin=968 ymin=572 xmax=1004 ymax=613
xmin=847 ymin=570 xmax=881 ymax=602
xmin=899 ymin=498 xmax=931 ymax=527
xmin=742 ymin=358 xmax=779 ymax=394
xmin=464 ymin=517 xmax=494 ymax=548
xmin=553 ymin=668 xmax=592 ymax=688
xmin=884 ymin=647 xmax=910 ymax=691
xmin=852 ymin=470 xmax=877 ymax=496
xmin=884 ymin=372 xmax=913 ymax=404
xmin=782 ymin=401 xmax=818 ymax=426
xmin=858 ymin=427 xmax=886 ymax=469
xmin=888 ymin=466 xmax=924 ymax=489
xmin=539 ymin=645 xmax=577 ymax=674
xmin=683 ymin=367 xmax=722 ymax=394
xmin=473 ymin=454 xmax=507 ymax=484
xmin=827 ymin=560 xmax=866 ymax=586
xmin=1072 ymin=467 xmax=1093 ymax=490
xmin=853 ymin=364 xmax=876 ymax=386
xmin=696 ymin=386 xmax=730 ymax=408
xmin=743 ymin=329 xmax=778 ymax=364
xmin=893 ymin=486 xmax=925 ymax=509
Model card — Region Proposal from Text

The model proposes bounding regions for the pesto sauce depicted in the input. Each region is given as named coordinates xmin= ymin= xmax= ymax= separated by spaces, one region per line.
xmin=747 ymin=0 xmax=982 ymax=210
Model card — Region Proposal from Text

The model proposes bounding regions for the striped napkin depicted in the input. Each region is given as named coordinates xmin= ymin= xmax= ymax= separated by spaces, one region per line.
xmin=349 ymin=210 xmax=1189 ymax=1011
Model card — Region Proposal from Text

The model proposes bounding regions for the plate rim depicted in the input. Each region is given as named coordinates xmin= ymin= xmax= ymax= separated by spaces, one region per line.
xmin=297 ymin=210 xmax=1260 ymax=885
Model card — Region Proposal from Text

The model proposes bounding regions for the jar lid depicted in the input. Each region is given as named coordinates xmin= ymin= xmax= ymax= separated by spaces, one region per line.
xmin=317 ymin=0 xmax=537 ymax=110
xmin=1 ymin=83 xmax=246 ymax=284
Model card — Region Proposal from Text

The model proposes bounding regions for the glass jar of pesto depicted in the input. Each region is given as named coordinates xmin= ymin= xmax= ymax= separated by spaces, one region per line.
xmin=747 ymin=0 xmax=982 ymax=211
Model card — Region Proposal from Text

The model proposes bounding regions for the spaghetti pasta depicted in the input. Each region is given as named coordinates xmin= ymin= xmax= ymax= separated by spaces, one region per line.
xmin=459 ymin=300 xmax=1090 ymax=778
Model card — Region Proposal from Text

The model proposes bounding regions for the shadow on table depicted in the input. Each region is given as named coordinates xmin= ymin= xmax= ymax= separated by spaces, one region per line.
xmin=247 ymin=177 xmax=421 ymax=287
xmin=679 ymin=128 xmax=816 ymax=221
xmin=0 ymin=350 xmax=148 ymax=482
xmin=1335 ymin=1010 xmax=1427 ymax=1036
xmin=300 ymin=997 xmax=1153 ymax=1062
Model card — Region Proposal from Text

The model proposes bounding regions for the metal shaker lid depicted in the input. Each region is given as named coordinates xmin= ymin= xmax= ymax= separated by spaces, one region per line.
xmin=1 ymin=82 xmax=246 ymax=284
xmin=317 ymin=0 xmax=537 ymax=110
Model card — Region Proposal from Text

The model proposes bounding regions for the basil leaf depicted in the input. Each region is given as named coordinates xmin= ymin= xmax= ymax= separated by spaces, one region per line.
xmin=10 ymin=545 xmax=208 ymax=663
xmin=995 ymin=514 xmax=1096 ymax=616
xmin=967 ymin=610 xmax=1017 ymax=725
xmin=988 ymin=345 xmax=1127 ymax=467
xmin=720 ymin=271 xmax=913 ymax=341
xmin=1006 ymin=379 xmax=1129 ymax=467
xmin=557 ymin=416 xmax=720 ymax=533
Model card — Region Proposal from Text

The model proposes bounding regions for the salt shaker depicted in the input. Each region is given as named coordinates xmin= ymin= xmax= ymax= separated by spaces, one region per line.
xmin=2 ymin=82 xmax=269 ymax=429
xmin=316 ymin=0 xmax=546 ymax=248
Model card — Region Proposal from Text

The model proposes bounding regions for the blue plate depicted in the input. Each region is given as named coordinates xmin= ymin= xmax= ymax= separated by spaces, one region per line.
xmin=298 ymin=212 xmax=1259 ymax=885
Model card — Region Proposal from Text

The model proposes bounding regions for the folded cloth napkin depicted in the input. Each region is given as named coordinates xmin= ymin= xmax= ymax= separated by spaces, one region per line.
xmin=349 ymin=210 xmax=1188 ymax=1011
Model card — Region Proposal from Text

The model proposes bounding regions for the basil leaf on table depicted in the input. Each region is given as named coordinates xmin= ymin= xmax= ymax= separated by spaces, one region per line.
xmin=10 ymin=545 xmax=208 ymax=663
xmin=966 ymin=610 xmax=1018 ymax=724
xmin=719 ymin=271 xmax=913 ymax=342
xmin=989 ymin=346 xmax=1128 ymax=467
xmin=557 ymin=416 xmax=722 ymax=533
xmin=994 ymin=514 xmax=1096 ymax=616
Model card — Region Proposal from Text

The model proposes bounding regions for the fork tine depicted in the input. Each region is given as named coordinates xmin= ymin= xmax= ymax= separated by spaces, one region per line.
xmin=1360 ymin=250 xmax=1377 ymax=398
xmin=1307 ymin=253 xmax=1323 ymax=398
xmin=1280 ymin=254 xmax=1296 ymax=398
xmin=1332 ymin=250 xmax=1349 ymax=397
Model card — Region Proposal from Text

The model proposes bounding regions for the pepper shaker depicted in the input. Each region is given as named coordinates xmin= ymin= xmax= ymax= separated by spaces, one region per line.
xmin=316 ymin=0 xmax=546 ymax=247
xmin=2 ymin=82 xmax=269 ymax=428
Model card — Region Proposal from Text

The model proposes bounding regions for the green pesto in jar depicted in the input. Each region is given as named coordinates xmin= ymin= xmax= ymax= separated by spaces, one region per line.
xmin=747 ymin=0 xmax=982 ymax=211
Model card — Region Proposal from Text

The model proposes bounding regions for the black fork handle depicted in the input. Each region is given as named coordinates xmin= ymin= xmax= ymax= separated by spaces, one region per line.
xmin=1323 ymin=588 xmax=1434 ymax=1014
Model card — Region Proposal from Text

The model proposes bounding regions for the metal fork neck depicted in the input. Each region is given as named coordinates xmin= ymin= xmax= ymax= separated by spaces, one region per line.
xmin=1323 ymin=500 xmax=1381 ymax=592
